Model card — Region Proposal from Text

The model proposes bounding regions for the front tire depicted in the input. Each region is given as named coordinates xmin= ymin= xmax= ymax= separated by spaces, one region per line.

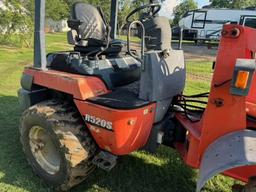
xmin=20 ymin=100 xmax=97 ymax=191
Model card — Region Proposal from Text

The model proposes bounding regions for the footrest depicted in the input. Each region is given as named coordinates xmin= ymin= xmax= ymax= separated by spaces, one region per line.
xmin=92 ymin=151 xmax=117 ymax=171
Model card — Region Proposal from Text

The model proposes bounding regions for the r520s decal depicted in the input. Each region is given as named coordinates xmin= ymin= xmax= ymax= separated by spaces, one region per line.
xmin=84 ymin=114 xmax=113 ymax=131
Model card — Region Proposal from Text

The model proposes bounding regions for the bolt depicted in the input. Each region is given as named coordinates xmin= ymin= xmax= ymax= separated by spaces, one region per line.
xmin=128 ymin=120 xmax=135 ymax=126
xmin=231 ymin=28 xmax=240 ymax=38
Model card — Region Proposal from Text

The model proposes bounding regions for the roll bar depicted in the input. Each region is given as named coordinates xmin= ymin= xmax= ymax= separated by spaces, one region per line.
xmin=110 ymin=0 xmax=118 ymax=39
xmin=34 ymin=0 xmax=46 ymax=70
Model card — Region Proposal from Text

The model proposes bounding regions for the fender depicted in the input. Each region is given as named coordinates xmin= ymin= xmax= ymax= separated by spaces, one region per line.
xmin=23 ymin=68 xmax=108 ymax=100
xmin=197 ymin=130 xmax=256 ymax=192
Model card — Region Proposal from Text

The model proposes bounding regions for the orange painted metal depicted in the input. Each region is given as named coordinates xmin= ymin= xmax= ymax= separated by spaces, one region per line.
xmin=23 ymin=68 xmax=108 ymax=100
xmin=176 ymin=25 xmax=256 ymax=182
xmin=225 ymin=166 xmax=256 ymax=183
xmin=23 ymin=67 xmax=156 ymax=155
xmin=22 ymin=24 xmax=256 ymax=184
xmin=247 ymin=102 xmax=256 ymax=118
xmin=75 ymin=100 xmax=156 ymax=155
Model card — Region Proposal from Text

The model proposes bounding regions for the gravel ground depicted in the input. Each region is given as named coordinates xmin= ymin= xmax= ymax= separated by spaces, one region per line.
xmin=172 ymin=42 xmax=218 ymax=61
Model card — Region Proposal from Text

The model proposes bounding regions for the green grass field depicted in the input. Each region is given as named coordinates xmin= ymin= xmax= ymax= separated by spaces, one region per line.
xmin=0 ymin=33 xmax=236 ymax=192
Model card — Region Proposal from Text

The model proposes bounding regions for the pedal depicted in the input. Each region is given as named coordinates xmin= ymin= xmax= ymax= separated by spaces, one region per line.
xmin=92 ymin=151 xmax=117 ymax=171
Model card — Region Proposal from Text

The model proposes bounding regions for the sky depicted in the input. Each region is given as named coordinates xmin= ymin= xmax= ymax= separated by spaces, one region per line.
xmin=159 ymin=0 xmax=210 ymax=18
xmin=197 ymin=0 xmax=210 ymax=7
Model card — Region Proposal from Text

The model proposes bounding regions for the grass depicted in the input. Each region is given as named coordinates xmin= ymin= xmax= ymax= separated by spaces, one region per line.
xmin=118 ymin=35 xmax=141 ymax=42
xmin=0 ymin=33 xmax=236 ymax=192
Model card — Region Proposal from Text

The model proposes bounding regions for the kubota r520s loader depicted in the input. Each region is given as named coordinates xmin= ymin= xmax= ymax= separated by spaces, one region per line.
xmin=18 ymin=0 xmax=256 ymax=191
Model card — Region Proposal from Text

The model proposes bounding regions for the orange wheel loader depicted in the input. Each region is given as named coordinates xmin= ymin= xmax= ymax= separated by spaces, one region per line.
xmin=18 ymin=0 xmax=256 ymax=191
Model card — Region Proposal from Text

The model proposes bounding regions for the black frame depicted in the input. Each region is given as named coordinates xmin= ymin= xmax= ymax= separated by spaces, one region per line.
xmin=191 ymin=10 xmax=207 ymax=29
xmin=34 ymin=0 xmax=47 ymax=70
xmin=110 ymin=0 xmax=118 ymax=39
xmin=240 ymin=15 xmax=256 ymax=27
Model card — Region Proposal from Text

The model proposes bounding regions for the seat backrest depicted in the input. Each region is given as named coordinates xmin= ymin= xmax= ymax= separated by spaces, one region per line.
xmin=142 ymin=16 xmax=172 ymax=51
xmin=67 ymin=3 xmax=108 ymax=45
xmin=139 ymin=50 xmax=186 ymax=101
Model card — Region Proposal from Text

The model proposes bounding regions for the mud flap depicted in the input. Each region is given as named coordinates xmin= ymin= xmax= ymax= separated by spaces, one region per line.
xmin=197 ymin=130 xmax=256 ymax=192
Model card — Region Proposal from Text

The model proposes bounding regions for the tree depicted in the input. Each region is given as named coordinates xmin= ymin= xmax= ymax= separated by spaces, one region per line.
xmin=0 ymin=0 xmax=33 ymax=47
xmin=24 ymin=0 xmax=69 ymax=21
xmin=210 ymin=0 xmax=231 ymax=8
xmin=172 ymin=0 xmax=198 ymax=26
xmin=210 ymin=0 xmax=256 ymax=8
xmin=232 ymin=0 xmax=256 ymax=8
xmin=132 ymin=0 xmax=148 ymax=7
xmin=118 ymin=0 xmax=133 ymax=33
xmin=90 ymin=0 xmax=111 ymax=20
xmin=46 ymin=0 xmax=69 ymax=20
xmin=64 ymin=0 xmax=111 ymax=20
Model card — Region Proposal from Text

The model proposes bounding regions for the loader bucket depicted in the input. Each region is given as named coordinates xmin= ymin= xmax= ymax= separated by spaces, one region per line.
xmin=197 ymin=130 xmax=256 ymax=192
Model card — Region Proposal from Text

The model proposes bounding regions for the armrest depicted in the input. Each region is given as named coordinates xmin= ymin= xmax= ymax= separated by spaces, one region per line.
xmin=67 ymin=19 xmax=82 ymax=30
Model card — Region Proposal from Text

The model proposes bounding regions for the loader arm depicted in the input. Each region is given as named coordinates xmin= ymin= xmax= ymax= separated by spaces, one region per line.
xmin=175 ymin=25 xmax=256 ymax=191
xmin=196 ymin=25 xmax=256 ymax=191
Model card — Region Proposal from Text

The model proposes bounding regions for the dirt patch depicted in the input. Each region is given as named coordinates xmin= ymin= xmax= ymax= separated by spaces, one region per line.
xmin=185 ymin=53 xmax=215 ymax=62
xmin=172 ymin=43 xmax=217 ymax=62
xmin=187 ymin=72 xmax=213 ymax=82
xmin=127 ymin=42 xmax=217 ymax=62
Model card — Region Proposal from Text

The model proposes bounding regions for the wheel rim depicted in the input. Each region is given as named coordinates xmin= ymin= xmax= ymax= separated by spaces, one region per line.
xmin=29 ymin=126 xmax=61 ymax=175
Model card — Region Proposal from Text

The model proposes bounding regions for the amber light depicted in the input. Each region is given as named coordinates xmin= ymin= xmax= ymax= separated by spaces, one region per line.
xmin=235 ymin=71 xmax=249 ymax=89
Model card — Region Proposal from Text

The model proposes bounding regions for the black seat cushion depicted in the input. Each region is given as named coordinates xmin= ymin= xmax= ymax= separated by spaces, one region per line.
xmin=47 ymin=52 xmax=73 ymax=73
xmin=74 ymin=39 xmax=127 ymax=57
xmin=47 ymin=52 xmax=141 ymax=89
xmin=110 ymin=67 xmax=140 ymax=87
xmin=87 ymin=90 xmax=150 ymax=110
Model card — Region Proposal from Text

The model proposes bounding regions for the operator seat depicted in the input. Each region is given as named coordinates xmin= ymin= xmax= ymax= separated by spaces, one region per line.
xmin=67 ymin=3 xmax=126 ymax=57
xmin=143 ymin=16 xmax=172 ymax=51
xmin=87 ymin=15 xmax=186 ymax=123
xmin=47 ymin=3 xmax=141 ymax=90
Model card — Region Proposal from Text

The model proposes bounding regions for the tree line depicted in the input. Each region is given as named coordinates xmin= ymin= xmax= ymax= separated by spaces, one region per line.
xmin=0 ymin=0 xmax=256 ymax=47
xmin=0 ymin=0 xmax=148 ymax=47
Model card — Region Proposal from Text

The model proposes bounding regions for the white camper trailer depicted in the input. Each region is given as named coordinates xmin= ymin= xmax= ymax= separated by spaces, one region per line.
xmin=179 ymin=8 xmax=256 ymax=41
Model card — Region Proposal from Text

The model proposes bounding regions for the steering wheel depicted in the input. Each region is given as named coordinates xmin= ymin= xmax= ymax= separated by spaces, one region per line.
xmin=126 ymin=3 xmax=162 ymax=23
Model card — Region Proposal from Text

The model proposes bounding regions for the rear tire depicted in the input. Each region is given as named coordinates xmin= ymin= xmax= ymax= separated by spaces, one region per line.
xmin=20 ymin=100 xmax=97 ymax=191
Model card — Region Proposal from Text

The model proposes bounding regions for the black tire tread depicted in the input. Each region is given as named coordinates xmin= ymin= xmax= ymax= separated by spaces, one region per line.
xmin=20 ymin=100 xmax=97 ymax=191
